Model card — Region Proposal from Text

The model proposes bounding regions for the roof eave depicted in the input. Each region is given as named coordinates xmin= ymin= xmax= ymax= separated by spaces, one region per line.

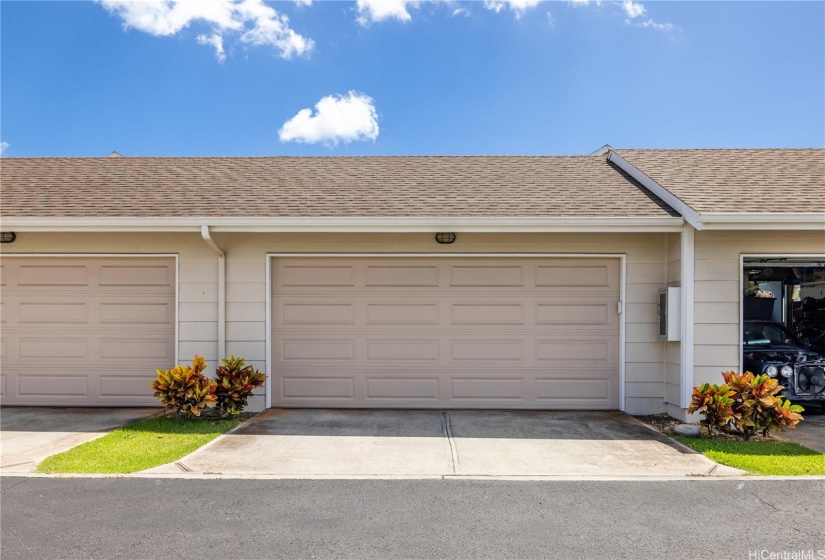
xmin=0 ymin=216 xmax=686 ymax=233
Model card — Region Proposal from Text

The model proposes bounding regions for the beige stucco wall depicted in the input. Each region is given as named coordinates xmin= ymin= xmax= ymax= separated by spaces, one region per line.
xmin=692 ymin=230 xmax=825 ymax=390
xmin=3 ymin=231 xmax=672 ymax=414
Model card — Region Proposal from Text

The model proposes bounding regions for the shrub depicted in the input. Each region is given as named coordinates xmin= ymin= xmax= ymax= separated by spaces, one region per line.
xmin=214 ymin=355 xmax=267 ymax=417
xmin=688 ymin=382 xmax=736 ymax=437
xmin=152 ymin=355 xmax=217 ymax=418
xmin=689 ymin=371 xmax=805 ymax=440
xmin=721 ymin=371 xmax=804 ymax=440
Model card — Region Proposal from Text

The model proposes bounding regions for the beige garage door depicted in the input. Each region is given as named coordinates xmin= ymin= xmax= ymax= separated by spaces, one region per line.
xmin=0 ymin=257 xmax=176 ymax=406
xmin=271 ymin=257 xmax=620 ymax=409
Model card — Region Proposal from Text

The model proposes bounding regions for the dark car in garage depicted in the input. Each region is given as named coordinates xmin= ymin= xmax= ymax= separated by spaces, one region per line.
xmin=743 ymin=320 xmax=825 ymax=407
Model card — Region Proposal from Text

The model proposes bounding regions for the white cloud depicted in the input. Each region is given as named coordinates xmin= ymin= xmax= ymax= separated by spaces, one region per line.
xmin=484 ymin=0 xmax=540 ymax=18
xmin=197 ymin=33 xmax=225 ymax=62
xmin=356 ymin=0 xmax=419 ymax=25
xmin=279 ymin=91 xmax=380 ymax=146
xmin=96 ymin=0 xmax=313 ymax=61
xmin=546 ymin=10 xmax=554 ymax=27
xmin=565 ymin=0 xmax=601 ymax=7
xmin=621 ymin=0 xmax=645 ymax=19
xmin=635 ymin=18 xmax=673 ymax=32
xmin=452 ymin=6 xmax=470 ymax=17
xmin=0 ymin=142 xmax=9 ymax=156
xmin=618 ymin=0 xmax=674 ymax=32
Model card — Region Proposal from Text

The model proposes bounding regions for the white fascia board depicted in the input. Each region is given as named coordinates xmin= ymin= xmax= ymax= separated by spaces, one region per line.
xmin=607 ymin=151 xmax=704 ymax=230
xmin=0 ymin=216 xmax=685 ymax=233
xmin=698 ymin=213 xmax=825 ymax=230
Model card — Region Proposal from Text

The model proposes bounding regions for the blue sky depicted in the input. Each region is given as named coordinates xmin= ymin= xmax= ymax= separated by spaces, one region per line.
xmin=1 ymin=1 xmax=823 ymax=157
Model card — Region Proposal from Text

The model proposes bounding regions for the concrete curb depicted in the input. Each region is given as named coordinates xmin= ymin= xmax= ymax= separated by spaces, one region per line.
xmin=3 ymin=472 xmax=825 ymax=482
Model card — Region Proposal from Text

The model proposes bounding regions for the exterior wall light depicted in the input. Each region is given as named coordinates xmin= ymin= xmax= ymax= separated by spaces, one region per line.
xmin=0 ymin=232 xmax=16 ymax=243
xmin=435 ymin=232 xmax=456 ymax=244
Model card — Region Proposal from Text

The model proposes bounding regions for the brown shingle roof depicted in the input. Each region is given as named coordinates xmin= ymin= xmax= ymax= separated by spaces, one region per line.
xmin=615 ymin=148 xmax=825 ymax=214
xmin=0 ymin=156 xmax=677 ymax=219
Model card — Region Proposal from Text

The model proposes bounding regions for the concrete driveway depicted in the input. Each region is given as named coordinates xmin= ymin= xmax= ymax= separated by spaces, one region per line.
xmin=146 ymin=409 xmax=738 ymax=478
xmin=772 ymin=408 xmax=825 ymax=453
xmin=0 ymin=407 xmax=159 ymax=473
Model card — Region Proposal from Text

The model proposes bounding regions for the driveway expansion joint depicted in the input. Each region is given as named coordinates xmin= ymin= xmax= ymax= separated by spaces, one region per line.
xmin=442 ymin=411 xmax=459 ymax=475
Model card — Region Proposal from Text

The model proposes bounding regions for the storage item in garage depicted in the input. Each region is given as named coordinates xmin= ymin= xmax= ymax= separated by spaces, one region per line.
xmin=744 ymin=297 xmax=776 ymax=320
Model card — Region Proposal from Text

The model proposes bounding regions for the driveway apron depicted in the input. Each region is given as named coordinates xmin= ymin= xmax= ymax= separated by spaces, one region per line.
xmin=145 ymin=409 xmax=732 ymax=478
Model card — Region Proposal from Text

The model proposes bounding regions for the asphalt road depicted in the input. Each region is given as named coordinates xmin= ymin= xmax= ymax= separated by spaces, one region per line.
xmin=1 ymin=477 xmax=823 ymax=560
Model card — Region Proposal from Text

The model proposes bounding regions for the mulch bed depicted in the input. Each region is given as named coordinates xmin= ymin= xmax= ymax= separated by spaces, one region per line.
xmin=632 ymin=413 xmax=686 ymax=435
xmin=165 ymin=409 xmax=257 ymax=421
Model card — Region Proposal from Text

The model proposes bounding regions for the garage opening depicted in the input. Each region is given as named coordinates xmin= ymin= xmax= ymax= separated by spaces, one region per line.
xmin=270 ymin=256 xmax=622 ymax=410
xmin=742 ymin=256 xmax=825 ymax=403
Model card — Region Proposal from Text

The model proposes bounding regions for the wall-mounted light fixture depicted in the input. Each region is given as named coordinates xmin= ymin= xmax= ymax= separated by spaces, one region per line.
xmin=435 ymin=232 xmax=456 ymax=244
xmin=0 ymin=232 xmax=16 ymax=244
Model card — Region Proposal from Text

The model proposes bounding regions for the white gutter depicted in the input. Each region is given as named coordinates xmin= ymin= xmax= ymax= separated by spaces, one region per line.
xmin=1 ymin=216 xmax=685 ymax=232
xmin=200 ymin=225 xmax=226 ymax=364
xmin=608 ymin=151 xmax=703 ymax=230
xmin=698 ymin=213 xmax=825 ymax=230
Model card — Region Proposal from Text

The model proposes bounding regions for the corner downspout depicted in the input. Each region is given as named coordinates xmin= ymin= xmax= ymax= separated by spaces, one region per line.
xmin=201 ymin=226 xmax=226 ymax=363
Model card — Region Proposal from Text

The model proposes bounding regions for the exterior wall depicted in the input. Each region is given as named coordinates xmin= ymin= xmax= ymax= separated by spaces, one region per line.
xmin=664 ymin=232 xmax=683 ymax=419
xmin=3 ymin=231 xmax=672 ymax=414
xmin=692 ymin=230 xmax=825 ymax=390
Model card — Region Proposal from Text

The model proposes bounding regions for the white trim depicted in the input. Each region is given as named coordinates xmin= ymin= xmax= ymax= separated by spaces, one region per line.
xmin=0 ymin=252 xmax=181 ymax=366
xmin=739 ymin=252 xmax=825 ymax=373
xmin=699 ymin=214 xmax=825 ymax=231
xmin=619 ymin=255 xmax=627 ymax=411
xmin=608 ymin=151 xmax=703 ymax=230
xmin=200 ymin=226 xmax=226 ymax=362
xmin=2 ymin=216 xmax=685 ymax=233
xmin=679 ymin=226 xmax=695 ymax=408
xmin=265 ymin=257 xmax=273 ymax=409
xmin=265 ymin=252 xmax=628 ymax=412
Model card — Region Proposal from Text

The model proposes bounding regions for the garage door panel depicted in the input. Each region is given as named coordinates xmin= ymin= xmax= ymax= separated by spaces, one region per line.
xmin=16 ymin=265 xmax=89 ymax=286
xmin=449 ymin=265 xmax=525 ymax=287
xmin=0 ymin=257 xmax=175 ymax=406
xmin=98 ymin=264 xmax=174 ymax=287
xmin=280 ymin=265 xmax=355 ymax=287
xmin=366 ymin=377 xmax=440 ymax=399
xmin=18 ymin=375 xmax=89 ymax=397
xmin=451 ymin=378 xmax=525 ymax=400
xmin=18 ymin=302 xmax=89 ymax=323
xmin=365 ymin=265 xmax=439 ymax=287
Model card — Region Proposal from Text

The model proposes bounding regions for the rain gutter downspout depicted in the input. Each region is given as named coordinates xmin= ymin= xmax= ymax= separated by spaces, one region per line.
xmin=201 ymin=226 xmax=226 ymax=362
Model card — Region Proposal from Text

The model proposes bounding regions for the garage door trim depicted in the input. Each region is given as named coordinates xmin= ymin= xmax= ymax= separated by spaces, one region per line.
xmin=265 ymin=253 xmax=627 ymax=411
xmin=2 ymin=253 xmax=180 ymax=368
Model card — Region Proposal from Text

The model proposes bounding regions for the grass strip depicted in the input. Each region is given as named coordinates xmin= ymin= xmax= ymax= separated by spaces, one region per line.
xmin=674 ymin=436 xmax=825 ymax=476
xmin=36 ymin=415 xmax=240 ymax=474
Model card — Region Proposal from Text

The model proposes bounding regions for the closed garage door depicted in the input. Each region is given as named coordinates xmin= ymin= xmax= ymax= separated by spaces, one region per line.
xmin=271 ymin=257 xmax=620 ymax=409
xmin=0 ymin=257 xmax=176 ymax=406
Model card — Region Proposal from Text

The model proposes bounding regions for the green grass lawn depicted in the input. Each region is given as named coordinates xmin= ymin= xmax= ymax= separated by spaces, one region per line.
xmin=674 ymin=436 xmax=825 ymax=476
xmin=36 ymin=416 xmax=240 ymax=474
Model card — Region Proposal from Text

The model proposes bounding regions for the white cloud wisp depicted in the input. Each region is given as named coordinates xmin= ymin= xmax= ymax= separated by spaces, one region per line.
xmin=356 ymin=0 xmax=419 ymax=25
xmin=97 ymin=0 xmax=313 ymax=62
xmin=484 ymin=0 xmax=541 ymax=18
xmin=279 ymin=91 xmax=380 ymax=146
xmin=0 ymin=142 xmax=9 ymax=156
